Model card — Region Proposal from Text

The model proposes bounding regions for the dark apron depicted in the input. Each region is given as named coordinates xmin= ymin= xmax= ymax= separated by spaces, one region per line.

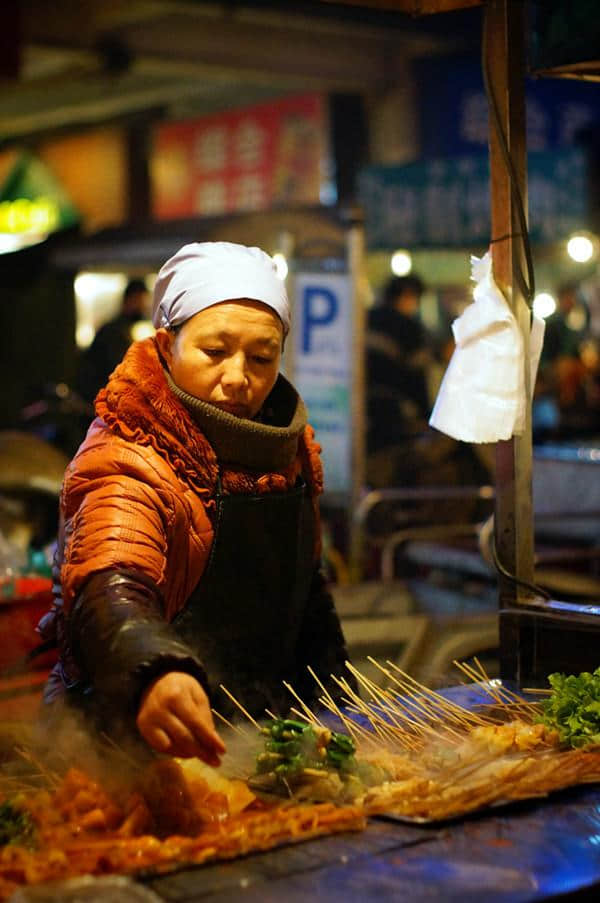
xmin=172 ymin=477 xmax=315 ymax=720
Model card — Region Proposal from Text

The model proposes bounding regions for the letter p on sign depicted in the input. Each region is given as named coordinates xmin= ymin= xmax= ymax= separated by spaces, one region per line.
xmin=301 ymin=286 xmax=338 ymax=353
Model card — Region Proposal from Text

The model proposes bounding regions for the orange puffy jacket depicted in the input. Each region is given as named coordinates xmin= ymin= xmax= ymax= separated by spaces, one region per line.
xmin=57 ymin=338 xmax=325 ymax=623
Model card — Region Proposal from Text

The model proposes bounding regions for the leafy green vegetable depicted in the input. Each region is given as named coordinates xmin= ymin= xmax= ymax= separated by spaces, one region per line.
xmin=252 ymin=718 xmax=357 ymax=793
xmin=0 ymin=800 xmax=36 ymax=848
xmin=538 ymin=667 xmax=600 ymax=748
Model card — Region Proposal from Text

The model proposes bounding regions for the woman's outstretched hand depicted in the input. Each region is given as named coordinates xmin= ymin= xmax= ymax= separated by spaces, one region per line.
xmin=137 ymin=671 xmax=226 ymax=766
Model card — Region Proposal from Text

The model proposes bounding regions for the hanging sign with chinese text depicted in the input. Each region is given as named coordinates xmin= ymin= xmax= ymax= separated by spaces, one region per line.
xmin=359 ymin=149 xmax=588 ymax=249
xmin=152 ymin=94 xmax=326 ymax=219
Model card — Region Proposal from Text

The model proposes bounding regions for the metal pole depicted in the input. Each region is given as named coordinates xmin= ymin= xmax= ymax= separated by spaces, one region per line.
xmin=347 ymin=218 xmax=367 ymax=580
xmin=484 ymin=0 xmax=536 ymax=607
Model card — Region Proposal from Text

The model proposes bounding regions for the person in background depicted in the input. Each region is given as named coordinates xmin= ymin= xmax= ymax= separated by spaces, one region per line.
xmin=536 ymin=281 xmax=591 ymax=433
xmin=365 ymin=274 xmax=491 ymax=522
xmin=39 ymin=242 xmax=353 ymax=765
xmin=542 ymin=281 xmax=590 ymax=366
xmin=365 ymin=274 xmax=432 ymax=487
xmin=77 ymin=278 xmax=150 ymax=402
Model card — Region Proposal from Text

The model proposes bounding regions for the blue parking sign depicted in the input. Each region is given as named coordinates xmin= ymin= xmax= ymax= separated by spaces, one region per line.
xmin=293 ymin=272 xmax=353 ymax=495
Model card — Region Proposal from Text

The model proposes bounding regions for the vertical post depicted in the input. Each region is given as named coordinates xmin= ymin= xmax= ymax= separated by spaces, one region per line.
xmin=484 ymin=0 xmax=536 ymax=607
xmin=0 ymin=0 xmax=21 ymax=79
xmin=347 ymin=217 xmax=367 ymax=580
xmin=126 ymin=116 xmax=152 ymax=226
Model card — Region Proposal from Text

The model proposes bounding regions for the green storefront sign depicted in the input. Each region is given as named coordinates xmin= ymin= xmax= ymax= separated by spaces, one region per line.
xmin=0 ymin=152 xmax=79 ymax=234
xmin=359 ymin=149 xmax=587 ymax=250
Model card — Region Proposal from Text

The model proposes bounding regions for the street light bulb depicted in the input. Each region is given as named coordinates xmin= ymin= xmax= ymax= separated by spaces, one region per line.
xmin=391 ymin=250 xmax=412 ymax=276
xmin=74 ymin=272 xmax=126 ymax=303
xmin=567 ymin=234 xmax=595 ymax=263
xmin=533 ymin=292 xmax=556 ymax=319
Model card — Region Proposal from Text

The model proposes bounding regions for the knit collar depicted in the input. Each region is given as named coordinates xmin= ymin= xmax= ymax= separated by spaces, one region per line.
xmin=165 ymin=369 xmax=307 ymax=472
xmin=95 ymin=340 xmax=313 ymax=497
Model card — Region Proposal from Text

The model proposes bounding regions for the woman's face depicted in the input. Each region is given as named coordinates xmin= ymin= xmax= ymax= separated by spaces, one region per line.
xmin=156 ymin=299 xmax=283 ymax=419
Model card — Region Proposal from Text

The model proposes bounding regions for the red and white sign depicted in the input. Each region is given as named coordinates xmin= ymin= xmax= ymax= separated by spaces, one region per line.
xmin=152 ymin=94 xmax=326 ymax=220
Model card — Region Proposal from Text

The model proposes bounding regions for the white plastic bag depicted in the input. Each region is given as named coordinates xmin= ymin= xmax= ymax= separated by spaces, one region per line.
xmin=429 ymin=251 xmax=545 ymax=443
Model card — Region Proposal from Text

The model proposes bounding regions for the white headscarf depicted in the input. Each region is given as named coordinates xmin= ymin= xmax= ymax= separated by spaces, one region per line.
xmin=152 ymin=241 xmax=290 ymax=335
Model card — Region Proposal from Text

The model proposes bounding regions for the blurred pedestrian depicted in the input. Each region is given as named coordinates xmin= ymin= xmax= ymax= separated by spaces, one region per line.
xmin=77 ymin=278 xmax=150 ymax=402
xmin=366 ymin=275 xmax=430 ymax=450
xmin=536 ymin=281 xmax=591 ymax=428
xmin=365 ymin=274 xmax=491 ymax=519
xmin=365 ymin=274 xmax=432 ymax=486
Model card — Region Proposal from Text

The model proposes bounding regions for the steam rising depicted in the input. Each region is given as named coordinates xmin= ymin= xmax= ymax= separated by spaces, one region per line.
xmin=0 ymin=702 xmax=269 ymax=799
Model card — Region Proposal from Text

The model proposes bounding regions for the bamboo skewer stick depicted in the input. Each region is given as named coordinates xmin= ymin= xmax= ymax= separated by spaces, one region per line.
xmin=453 ymin=660 xmax=541 ymax=720
xmin=374 ymin=662 xmax=483 ymax=736
xmin=334 ymin=684 xmax=395 ymax=747
xmin=343 ymin=666 xmax=425 ymax=739
xmin=288 ymin=706 xmax=326 ymax=729
xmin=211 ymin=708 xmax=253 ymax=741
xmin=302 ymin=666 xmax=372 ymax=740
xmin=486 ymin=677 xmax=542 ymax=716
xmin=305 ymin=665 xmax=384 ymax=743
xmin=283 ymin=680 xmax=325 ymax=727
xmin=318 ymin=696 xmax=380 ymax=746
xmin=306 ymin=666 xmax=348 ymax=727
xmin=213 ymin=654 xmax=546 ymax=770
xmin=329 ymin=675 xmax=406 ymax=747
xmin=383 ymin=660 xmax=495 ymax=728
xmin=453 ymin=661 xmax=529 ymax=717
xmin=15 ymin=747 xmax=61 ymax=789
xmin=387 ymin=682 xmax=492 ymax=732
xmin=218 ymin=685 xmax=261 ymax=730
xmin=347 ymin=714 xmax=421 ymax=751
xmin=344 ymin=694 xmax=411 ymax=743
xmin=455 ymin=658 xmax=498 ymax=691
xmin=367 ymin=661 xmax=471 ymax=739
xmin=336 ymin=671 xmax=429 ymax=749
xmin=453 ymin=659 xmax=498 ymax=691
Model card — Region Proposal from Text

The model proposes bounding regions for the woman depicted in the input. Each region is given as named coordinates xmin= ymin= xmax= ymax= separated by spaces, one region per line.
xmin=40 ymin=242 xmax=352 ymax=766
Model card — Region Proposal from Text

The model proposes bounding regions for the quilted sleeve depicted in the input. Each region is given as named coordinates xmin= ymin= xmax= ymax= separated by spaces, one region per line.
xmin=60 ymin=470 xmax=171 ymax=612
xmin=69 ymin=569 xmax=208 ymax=715
xmin=57 ymin=424 xmax=194 ymax=612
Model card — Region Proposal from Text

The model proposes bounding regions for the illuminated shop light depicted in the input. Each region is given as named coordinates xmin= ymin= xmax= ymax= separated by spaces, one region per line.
xmin=76 ymin=323 xmax=95 ymax=349
xmin=567 ymin=233 xmax=596 ymax=263
xmin=74 ymin=272 xmax=127 ymax=305
xmin=533 ymin=292 xmax=557 ymax=319
xmin=131 ymin=320 xmax=156 ymax=342
xmin=0 ymin=197 xmax=59 ymax=234
xmin=0 ymin=197 xmax=61 ymax=253
xmin=272 ymin=252 xmax=288 ymax=280
xmin=74 ymin=272 xmax=129 ymax=350
xmin=390 ymin=250 xmax=412 ymax=276
xmin=566 ymin=305 xmax=589 ymax=331
xmin=0 ymin=233 xmax=48 ymax=254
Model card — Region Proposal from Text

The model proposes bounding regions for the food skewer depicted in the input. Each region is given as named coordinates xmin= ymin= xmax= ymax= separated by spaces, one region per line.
xmin=283 ymin=679 xmax=327 ymax=727
xmin=218 ymin=684 xmax=262 ymax=729
xmin=211 ymin=708 xmax=253 ymax=741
